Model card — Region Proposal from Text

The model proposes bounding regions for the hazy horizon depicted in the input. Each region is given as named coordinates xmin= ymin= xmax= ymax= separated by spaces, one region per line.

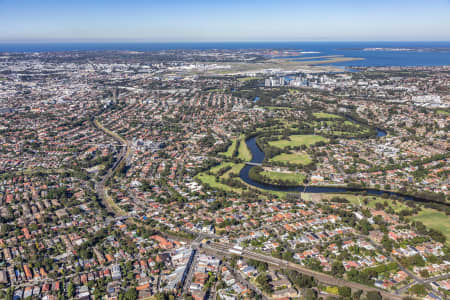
xmin=1 ymin=40 xmax=450 ymax=44
xmin=1 ymin=0 xmax=450 ymax=42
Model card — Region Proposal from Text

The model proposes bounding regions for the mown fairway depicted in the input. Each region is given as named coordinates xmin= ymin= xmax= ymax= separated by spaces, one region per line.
xmin=313 ymin=112 xmax=343 ymax=119
xmin=209 ymin=162 xmax=235 ymax=174
xmin=260 ymin=170 xmax=306 ymax=184
xmin=219 ymin=135 xmax=251 ymax=161
xmin=302 ymin=193 xmax=449 ymax=243
xmin=222 ymin=163 xmax=245 ymax=179
xmin=269 ymin=134 xmax=328 ymax=149
xmin=409 ymin=208 xmax=450 ymax=242
xmin=195 ymin=173 xmax=242 ymax=193
xmin=237 ymin=135 xmax=252 ymax=161
xmin=237 ymin=76 xmax=262 ymax=82
xmin=436 ymin=109 xmax=450 ymax=116
xmin=270 ymin=152 xmax=312 ymax=165
xmin=220 ymin=138 xmax=238 ymax=158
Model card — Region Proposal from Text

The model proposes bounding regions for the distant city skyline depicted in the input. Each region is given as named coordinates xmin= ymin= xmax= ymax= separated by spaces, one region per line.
xmin=1 ymin=0 xmax=450 ymax=42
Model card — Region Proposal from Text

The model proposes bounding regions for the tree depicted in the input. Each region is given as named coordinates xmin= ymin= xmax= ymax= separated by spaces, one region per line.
xmin=155 ymin=293 xmax=175 ymax=300
xmin=248 ymin=259 xmax=268 ymax=272
xmin=419 ymin=269 xmax=429 ymax=278
xmin=67 ymin=282 xmax=75 ymax=298
xmin=381 ymin=234 xmax=393 ymax=252
xmin=256 ymin=273 xmax=273 ymax=294
xmin=93 ymin=287 xmax=104 ymax=299
xmin=331 ymin=261 xmax=345 ymax=277
xmin=124 ymin=287 xmax=138 ymax=300
xmin=303 ymin=288 xmax=318 ymax=300
xmin=352 ymin=289 xmax=363 ymax=299
xmin=5 ymin=287 xmax=13 ymax=300
xmin=338 ymin=286 xmax=351 ymax=297
xmin=284 ymin=270 xmax=316 ymax=288
xmin=366 ymin=291 xmax=382 ymax=300
xmin=409 ymin=284 xmax=427 ymax=297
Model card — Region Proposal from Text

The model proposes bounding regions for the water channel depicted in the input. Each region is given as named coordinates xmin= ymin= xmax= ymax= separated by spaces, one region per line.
xmin=239 ymin=127 xmax=445 ymax=205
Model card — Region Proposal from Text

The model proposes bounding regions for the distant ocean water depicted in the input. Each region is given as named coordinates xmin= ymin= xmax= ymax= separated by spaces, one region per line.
xmin=0 ymin=41 xmax=449 ymax=67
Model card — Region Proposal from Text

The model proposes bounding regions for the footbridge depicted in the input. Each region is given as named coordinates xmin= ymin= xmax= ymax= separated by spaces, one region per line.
xmin=245 ymin=162 xmax=262 ymax=166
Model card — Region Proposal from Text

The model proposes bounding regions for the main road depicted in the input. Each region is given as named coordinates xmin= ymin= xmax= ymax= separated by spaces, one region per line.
xmin=91 ymin=115 xmax=426 ymax=300
xmin=92 ymin=116 xmax=194 ymax=245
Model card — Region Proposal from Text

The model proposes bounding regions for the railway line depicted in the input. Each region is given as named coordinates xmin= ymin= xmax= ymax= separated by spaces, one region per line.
xmin=203 ymin=242 xmax=405 ymax=300
xmin=91 ymin=112 xmax=433 ymax=300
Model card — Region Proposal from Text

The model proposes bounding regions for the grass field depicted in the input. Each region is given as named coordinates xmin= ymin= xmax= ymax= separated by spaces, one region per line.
xmin=20 ymin=167 xmax=67 ymax=175
xmin=301 ymin=193 xmax=450 ymax=243
xmin=313 ymin=112 xmax=343 ymax=119
xmin=315 ymin=120 xmax=361 ymax=128
xmin=237 ymin=76 xmax=262 ymax=82
xmin=261 ymin=170 xmax=306 ymax=184
xmin=301 ymin=193 xmax=409 ymax=211
xmin=209 ymin=162 xmax=235 ymax=174
xmin=195 ymin=173 xmax=242 ymax=193
xmin=344 ymin=120 xmax=358 ymax=126
xmin=268 ymin=135 xmax=329 ymax=149
xmin=211 ymin=57 xmax=365 ymax=75
xmin=196 ymin=165 xmax=288 ymax=197
xmin=104 ymin=188 xmax=127 ymax=216
xmin=197 ymin=166 xmax=287 ymax=198
xmin=270 ymin=152 xmax=312 ymax=165
xmin=436 ymin=109 xmax=450 ymax=116
xmin=365 ymin=198 xmax=408 ymax=212
xmin=236 ymin=177 xmax=287 ymax=198
xmin=222 ymin=163 xmax=245 ymax=179
xmin=255 ymin=119 xmax=297 ymax=133
xmin=325 ymin=130 xmax=371 ymax=137
xmin=324 ymin=286 xmax=339 ymax=295
xmin=312 ymin=119 xmax=370 ymax=137
xmin=409 ymin=208 xmax=450 ymax=242
xmin=237 ymin=135 xmax=252 ymax=161
xmin=220 ymin=138 xmax=238 ymax=158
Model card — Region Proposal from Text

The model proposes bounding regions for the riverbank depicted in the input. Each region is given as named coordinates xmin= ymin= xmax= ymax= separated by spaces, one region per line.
xmin=240 ymin=136 xmax=448 ymax=207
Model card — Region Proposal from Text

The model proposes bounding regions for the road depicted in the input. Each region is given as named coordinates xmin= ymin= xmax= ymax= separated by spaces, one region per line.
xmin=179 ymin=250 xmax=197 ymax=298
xmin=222 ymin=262 xmax=269 ymax=300
xmin=240 ymin=211 xmax=448 ymax=299
xmin=92 ymin=116 xmax=448 ymax=300
xmin=0 ymin=117 xmax=135 ymax=293
xmin=350 ymin=233 xmax=421 ymax=293
xmin=396 ymin=273 xmax=450 ymax=295
xmin=92 ymin=118 xmax=131 ymax=216
xmin=203 ymin=242 xmax=405 ymax=300
xmin=206 ymin=261 xmax=222 ymax=300
xmin=353 ymin=234 xmax=447 ymax=299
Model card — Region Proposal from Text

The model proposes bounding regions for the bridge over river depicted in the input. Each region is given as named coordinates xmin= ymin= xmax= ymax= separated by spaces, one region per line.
xmin=239 ymin=136 xmax=449 ymax=207
xmin=245 ymin=162 xmax=262 ymax=166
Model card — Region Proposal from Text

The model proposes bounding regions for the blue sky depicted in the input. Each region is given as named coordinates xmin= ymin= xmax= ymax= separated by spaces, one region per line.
xmin=1 ymin=0 xmax=449 ymax=42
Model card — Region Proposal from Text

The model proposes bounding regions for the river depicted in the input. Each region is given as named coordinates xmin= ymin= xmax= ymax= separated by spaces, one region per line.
xmin=239 ymin=131 xmax=445 ymax=205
